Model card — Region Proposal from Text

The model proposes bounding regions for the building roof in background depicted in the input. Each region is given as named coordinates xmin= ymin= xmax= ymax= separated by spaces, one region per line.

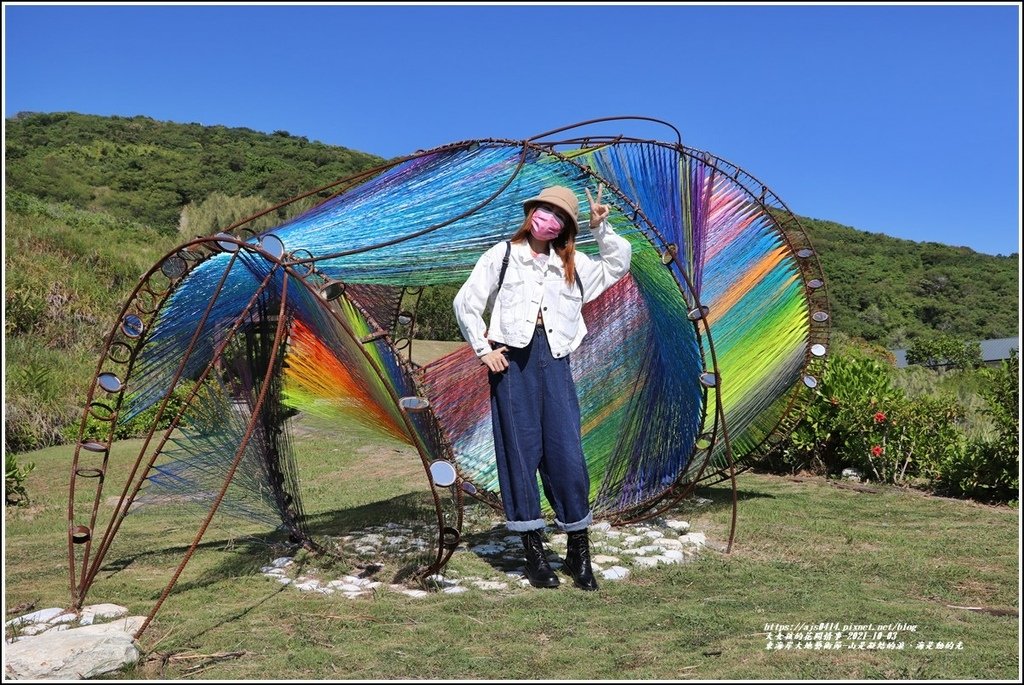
xmin=891 ymin=336 xmax=1018 ymax=369
xmin=980 ymin=337 xmax=1020 ymax=363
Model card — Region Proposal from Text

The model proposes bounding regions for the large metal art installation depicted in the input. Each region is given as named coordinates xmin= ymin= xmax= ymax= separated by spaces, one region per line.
xmin=66 ymin=117 xmax=830 ymax=639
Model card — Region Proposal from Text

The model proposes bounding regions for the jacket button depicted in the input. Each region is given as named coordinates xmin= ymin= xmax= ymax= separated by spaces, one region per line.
xmin=548 ymin=328 xmax=552 ymax=333
xmin=543 ymin=306 xmax=548 ymax=310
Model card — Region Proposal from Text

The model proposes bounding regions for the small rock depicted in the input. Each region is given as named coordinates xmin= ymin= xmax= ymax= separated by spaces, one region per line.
xmin=662 ymin=549 xmax=685 ymax=561
xmin=601 ymin=566 xmax=630 ymax=581
xmin=592 ymin=554 xmax=620 ymax=565
xmin=470 ymin=544 xmax=504 ymax=556
xmin=622 ymin=547 xmax=648 ymax=556
xmin=472 ymin=581 xmax=508 ymax=591
xmin=633 ymin=556 xmax=660 ymax=568
xmin=274 ymin=577 xmax=293 ymax=585
xmin=679 ymin=532 xmax=706 ymax=546
xmin=342 ymin=592 xmax=365 ymax=600
xmin=643 ymin=530 xmax=663 ymax=540
xmin=6 ymin=607 xmax=65 ymax=627
xmin=400 ymin=589 xmax=429 ymax=598
xmin=591 ymin=521 xmax=612 ymax=532
xmin=442 ymin=586 xmax=469 ymax=594
xmin=294 ymin=580 xmax=322 ymax=592
xmin=666 ymin=520 xmax=691 ymax=532
xmin=79 ymin=604 xmax=129 ymax=626
xmin=48 ymin=613 xmax=78 ymax=625
xmin=657 ymin=538 xmax=684 ymax=550
xmin=842 ymin=467 xmax=863 ymax=481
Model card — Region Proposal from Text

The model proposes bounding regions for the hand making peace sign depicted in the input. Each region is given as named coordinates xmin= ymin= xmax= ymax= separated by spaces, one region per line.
xmin=585 ymin=183 xmax=610 ymax=228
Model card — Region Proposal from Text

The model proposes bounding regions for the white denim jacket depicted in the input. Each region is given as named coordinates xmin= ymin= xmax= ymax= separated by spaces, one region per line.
xmin=453 ymin=220 xmax=632 ymax=359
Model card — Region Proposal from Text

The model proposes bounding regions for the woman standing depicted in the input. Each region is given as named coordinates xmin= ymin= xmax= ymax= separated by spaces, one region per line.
xmin=453 ymin=184 xmax=632 ymax=590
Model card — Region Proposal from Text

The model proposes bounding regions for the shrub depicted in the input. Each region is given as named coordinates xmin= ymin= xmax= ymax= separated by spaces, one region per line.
xmin=5 ymin=453 xmax=36 ymax=506
xmin=933 ymin=350 xmax=1019 ymax=503
xmin=771 ymin=346 xmax=1018 ymax=503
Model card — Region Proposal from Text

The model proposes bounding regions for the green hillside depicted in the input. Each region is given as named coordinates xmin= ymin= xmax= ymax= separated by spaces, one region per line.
xmin=3 ymin=111 xmax=1019 ymax=452
xmin=5 ymin=111 xmax=384 ymax=234
xmin=798 ymin=216 xmax=1018 ymax=346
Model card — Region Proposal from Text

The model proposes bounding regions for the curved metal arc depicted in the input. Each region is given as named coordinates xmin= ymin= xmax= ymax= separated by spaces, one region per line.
xmin=69 ymin=238 xmax=248 ymax=606
xmin=135 ymin=270 xmax=293 ymax=641
xmin=525 ymin=116 xmax=683 ymax=147
xmin=79 ymin=254 xmax=282 ymax=602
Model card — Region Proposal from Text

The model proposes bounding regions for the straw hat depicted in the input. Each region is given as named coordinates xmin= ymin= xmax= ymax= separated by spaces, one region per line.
xmin=522 ymin=185 xmax=579 ymax=233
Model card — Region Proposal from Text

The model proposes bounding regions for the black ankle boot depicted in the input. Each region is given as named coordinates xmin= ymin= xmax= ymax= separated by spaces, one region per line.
xmin=564 ymin=529 xmax=599 ymax=591
xmin=521 ymin=530 xmax=559 ymax=588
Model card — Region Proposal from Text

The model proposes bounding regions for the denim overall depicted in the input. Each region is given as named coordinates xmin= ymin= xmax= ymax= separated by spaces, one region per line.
xmin=489 ymin=326 xmax=593 ymax=533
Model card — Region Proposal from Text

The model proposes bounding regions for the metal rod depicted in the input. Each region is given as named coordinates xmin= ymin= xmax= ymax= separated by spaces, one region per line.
xmin=135 ymin=269 xmax=292 ymax=640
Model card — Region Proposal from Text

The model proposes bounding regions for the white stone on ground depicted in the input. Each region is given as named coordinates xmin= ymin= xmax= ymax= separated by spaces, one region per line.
xmin=269 ymin=556 xmax=293 ymax=568
xmin=666 ymin=519 xmax=691 ymax=532
xmin=442 ymin=586 xmax=469 ymax=594
xmin=633 ymin=556 xmax=660 ymax=568
xmin=593 ymin=554 xmax=620 ymax=564
xmin=472 ymin=581 xmax=508 ymax=591
xmin=592 ymin=521 xmax=612 ymax=532
xmin=470 ymin=544 xmax=504 ymax=556
xmin=6 ymin=607 xmax=66 ymax=627
xmin=679 ymin=532 xmax=706 ymax=546
xmin=5 ymin=621 xmax=142 ymax=679
xmin=601 ymin=566 xmax=630 ymax=581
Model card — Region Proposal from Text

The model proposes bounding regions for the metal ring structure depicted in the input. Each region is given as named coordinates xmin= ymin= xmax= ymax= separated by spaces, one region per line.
xmin=67 ymin=117 xmax=828 ymax=641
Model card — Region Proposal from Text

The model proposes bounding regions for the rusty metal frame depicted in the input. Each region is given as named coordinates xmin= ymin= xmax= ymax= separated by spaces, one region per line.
xmin=66 ymin=116 xmax=827 ymax=640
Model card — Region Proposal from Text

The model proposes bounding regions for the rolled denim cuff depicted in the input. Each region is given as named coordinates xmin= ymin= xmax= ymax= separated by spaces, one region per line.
xmin=555 ymin=512 xmax=593 ymax=532
xmin=505 ymin=518 xmax=547 ymax=533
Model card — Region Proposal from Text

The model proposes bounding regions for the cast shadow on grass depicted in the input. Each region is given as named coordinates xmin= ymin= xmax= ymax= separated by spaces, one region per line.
xmin=101 ymin=484 xmax=770 ymax=599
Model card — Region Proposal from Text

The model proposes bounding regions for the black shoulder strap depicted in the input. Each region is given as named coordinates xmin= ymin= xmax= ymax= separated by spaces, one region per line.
xmin=576 ymin=272 xmax=584 ymax=299
xmin=497 ymin=240 xmax=511 ymax=290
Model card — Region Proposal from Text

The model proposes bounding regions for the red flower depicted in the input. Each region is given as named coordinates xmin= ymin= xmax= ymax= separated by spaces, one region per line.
xmin=873 ymin=411 xmax=887 ymax=424
xmin=870 ymin=445 xmax=884 ymax=457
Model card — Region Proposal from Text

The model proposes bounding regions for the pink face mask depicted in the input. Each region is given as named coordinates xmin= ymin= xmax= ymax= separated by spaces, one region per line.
xmin=530 ymin=208 xmax=564 ymax=241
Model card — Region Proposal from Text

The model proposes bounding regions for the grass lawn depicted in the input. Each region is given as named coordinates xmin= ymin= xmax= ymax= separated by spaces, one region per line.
xmin=4 ymin=338 xmax=1019 ymax=679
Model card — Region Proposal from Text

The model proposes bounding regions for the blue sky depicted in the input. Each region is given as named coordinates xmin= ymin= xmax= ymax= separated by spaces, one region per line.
xmin=4 ymin=3 xmax=1021 ymax=256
